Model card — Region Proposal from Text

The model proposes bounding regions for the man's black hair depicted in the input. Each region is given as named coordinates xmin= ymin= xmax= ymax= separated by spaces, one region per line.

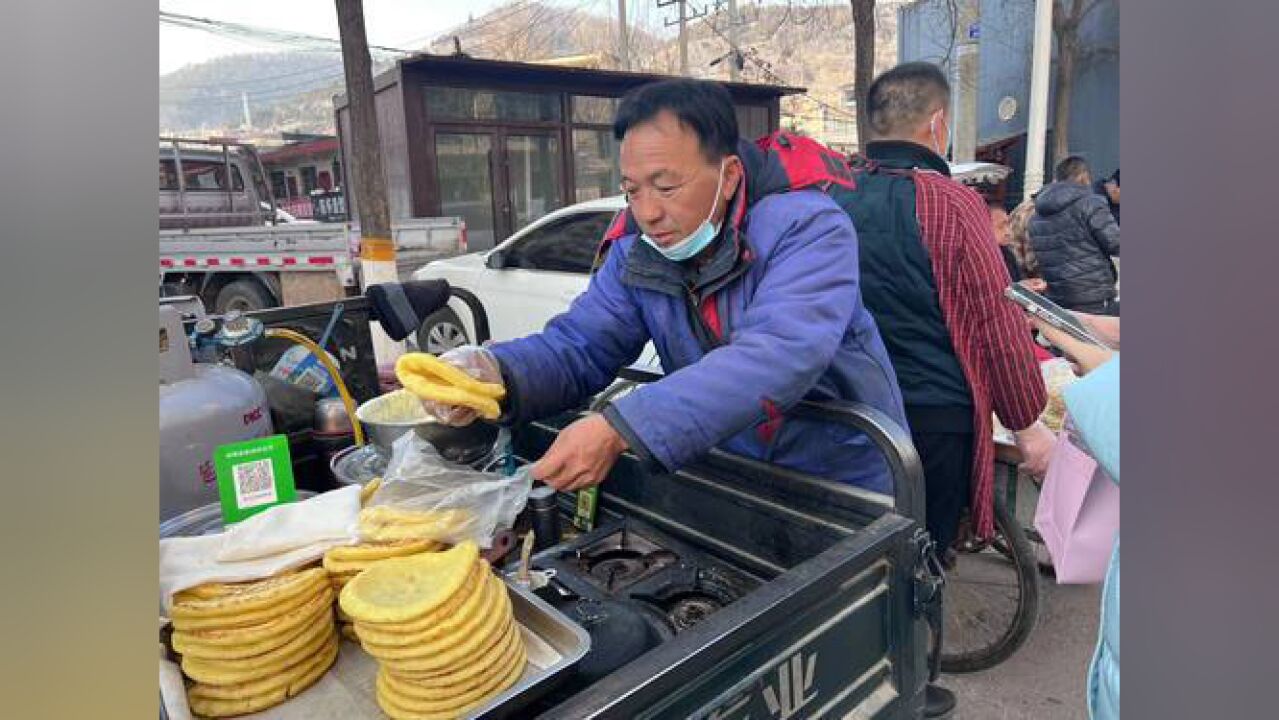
xmin=613 ymin=79 xmax=739 ymax=161
xmin=865 ymin=62 xmax=951 ymax=139
xmin=1054 ymin=155 xmax=1091 ymax=183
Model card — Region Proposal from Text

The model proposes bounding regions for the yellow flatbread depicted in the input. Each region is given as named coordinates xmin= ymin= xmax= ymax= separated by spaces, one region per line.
xmin=186 ymin=633 xmax=338 ymax=716
xmin=174 ymin=568 xmax=305 ymax=604
xmin=324 ymin=546 xmax=442 ymax=575
xmin=325 ymin=538 xmax=440 ymax=563
xmin=395 ymin=353 xmax=506 ymax=399
xmin=181 ymin=620 xmax=335 ymax=685
xmin=355 ymin=569 xmax=498 ymax=654
xmin=171 ymin=587 xmax=334 ymax=658
xmin=170 ymin=568 xmax=327 ymax=621
xmin=339 ymin=541 xmax=478 ymax=623
xmin=357 ymin=505 xmax=476 ymax=544
xmin=381 ymin=618 xmax=521 ymax=693
xmin=354 ymin=561 xmax=485 ymax=636
xmin=170 ymin=577 xmax=328 ymax=633
xmin=375 ymin=638 xmax=525 ymax=719
xmin=373 ymin=588 xmax=513 ymax=675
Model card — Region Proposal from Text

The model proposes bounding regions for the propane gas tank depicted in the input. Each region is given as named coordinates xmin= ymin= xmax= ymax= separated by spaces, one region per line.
xmin=159 ymin=306 xmax=273 ymax=521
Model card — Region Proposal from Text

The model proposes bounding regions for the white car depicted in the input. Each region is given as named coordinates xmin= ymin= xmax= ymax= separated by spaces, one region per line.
xmin=410 ymin=196 xmax=662 ymax=370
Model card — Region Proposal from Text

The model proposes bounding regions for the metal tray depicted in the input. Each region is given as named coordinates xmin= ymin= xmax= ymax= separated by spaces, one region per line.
xmin=470 ymin=577 xmax=592 ymax=719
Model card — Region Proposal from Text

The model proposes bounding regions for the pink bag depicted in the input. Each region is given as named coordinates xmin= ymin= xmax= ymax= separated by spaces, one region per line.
xmin=1034 ymin=427 xmax=1120 ymax=584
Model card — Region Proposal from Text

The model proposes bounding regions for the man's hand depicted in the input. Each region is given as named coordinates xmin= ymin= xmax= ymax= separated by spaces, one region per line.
xmin=1019 ymin=277 xmax=1048 ymax=293
xmin=531 ymin=414 xmax=629 ymax=492
xmin=1014 ymin=421 xmax=1056 ymax=477
xmin=414 ymin=345 xmax=504 ymax=426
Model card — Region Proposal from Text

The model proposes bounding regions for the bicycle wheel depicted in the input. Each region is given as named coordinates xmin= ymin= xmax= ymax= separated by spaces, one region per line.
xmin=939 ymin=494 xmax=1042 ymax=673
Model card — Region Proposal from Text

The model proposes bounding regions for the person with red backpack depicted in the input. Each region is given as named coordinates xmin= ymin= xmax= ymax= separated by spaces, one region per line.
xmin=417 ymin=78 xmax=908 ymax=498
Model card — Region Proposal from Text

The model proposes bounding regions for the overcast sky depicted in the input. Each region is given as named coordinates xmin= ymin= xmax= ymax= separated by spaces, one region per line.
xmin=160 ymin=0 xmax=540 ymax=75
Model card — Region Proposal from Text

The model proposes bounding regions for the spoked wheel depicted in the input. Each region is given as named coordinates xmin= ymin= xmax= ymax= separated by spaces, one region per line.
xmin=939 ymin=494 xmax=1041 ymax=673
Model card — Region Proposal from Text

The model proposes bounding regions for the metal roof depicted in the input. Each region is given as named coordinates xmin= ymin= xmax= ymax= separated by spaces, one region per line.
xmin=336 ymin=54 xmax=802 ymax=109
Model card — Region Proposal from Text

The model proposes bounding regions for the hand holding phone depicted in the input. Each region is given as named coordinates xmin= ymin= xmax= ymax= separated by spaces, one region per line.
xmin=1003 ymin=284 xmax=1110 ymax=349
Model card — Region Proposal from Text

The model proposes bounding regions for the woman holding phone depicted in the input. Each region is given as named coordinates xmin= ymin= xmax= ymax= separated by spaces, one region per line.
xmin=1031 ymin=312 xmax=1120 ymax=720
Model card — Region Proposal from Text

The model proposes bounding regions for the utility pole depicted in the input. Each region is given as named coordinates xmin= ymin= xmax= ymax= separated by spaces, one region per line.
xmin=240 ymin=91 xmax=252 ymax=131
xmin=335 ymin=0 xmax=401 ymax=365
xmin=726 ymin=0 xmax=740 ymax=82
xmin=1023 ymin=0 xmax=1054 ymax=198
xmin=952 ymin=0 xmax=980 ymax=162
xmin=617 ymin=0 xmax=630 ymax=70
xmin=679 ymin=0 xmax=689 ymax=75
xmin=659 ymin=0 xmax=707 ymax=77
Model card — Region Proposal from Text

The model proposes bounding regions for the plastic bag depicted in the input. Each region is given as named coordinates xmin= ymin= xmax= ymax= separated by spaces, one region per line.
xmin=361 ymin=427 xmax=530 ymax=549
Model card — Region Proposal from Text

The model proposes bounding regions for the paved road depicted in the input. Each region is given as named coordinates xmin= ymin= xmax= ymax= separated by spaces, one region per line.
xmin=940 ymin=543 xmax=1101 ymax=719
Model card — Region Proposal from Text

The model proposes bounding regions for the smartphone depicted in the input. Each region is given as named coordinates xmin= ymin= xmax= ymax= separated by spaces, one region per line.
xmin=1004 ymin=283 xmax=1109 ymax=348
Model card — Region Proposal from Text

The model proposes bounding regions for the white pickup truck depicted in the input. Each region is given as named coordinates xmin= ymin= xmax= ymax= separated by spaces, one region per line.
xmin=159 ymin=137 xmax=465 ymax=313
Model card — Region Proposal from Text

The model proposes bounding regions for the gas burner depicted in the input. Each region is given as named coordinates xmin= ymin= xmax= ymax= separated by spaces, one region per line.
xmin=571 ymin=528 xmax=681 ymax=592
xmin=665 ymin=592 xmax=724 ymax=631
xmin=637 ymin=569 xmax=745 ymax=633
xmin=587 ymin=550 xmax=648 ymax=587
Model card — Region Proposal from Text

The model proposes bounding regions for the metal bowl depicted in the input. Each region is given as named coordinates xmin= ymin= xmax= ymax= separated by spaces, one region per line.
xmin=355 ymin=389 xmax=498 ymax=464
xmin=354 ymin=389 xmax=432 ymax=452
xmin=413 ymin=419 xmax=498 ymax=465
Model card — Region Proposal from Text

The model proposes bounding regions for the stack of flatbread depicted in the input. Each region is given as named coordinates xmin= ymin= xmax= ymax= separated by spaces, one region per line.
xmin=322 ymin=538 xmax=445 ymax=641
xmin=340 ymin=541 xmax=526 ymax=720
xmin=168 ymin=567 xmax=337 ymax=717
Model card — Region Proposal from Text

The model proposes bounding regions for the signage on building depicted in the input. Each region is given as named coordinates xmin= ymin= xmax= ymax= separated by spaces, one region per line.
xmin=311 ymin=191 xmax=348 ymax=223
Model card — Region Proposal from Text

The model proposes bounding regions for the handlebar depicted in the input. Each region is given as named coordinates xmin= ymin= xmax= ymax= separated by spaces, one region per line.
xmin=613 ymin=367 xmax=924 ymax=524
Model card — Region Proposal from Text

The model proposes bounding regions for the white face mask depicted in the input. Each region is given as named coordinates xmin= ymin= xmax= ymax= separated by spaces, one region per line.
xmin=641 ymin=159 xmax=728 ymax=262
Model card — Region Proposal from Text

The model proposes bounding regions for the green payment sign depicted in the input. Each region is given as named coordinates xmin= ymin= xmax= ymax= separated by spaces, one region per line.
xmin=214 ymin=435 xmax=297 ymax=524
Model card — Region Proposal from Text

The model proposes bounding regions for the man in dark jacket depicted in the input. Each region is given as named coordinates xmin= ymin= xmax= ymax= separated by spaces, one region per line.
xmin=1094 ymin=167 xmax=1120 ymax=225
xmin=830 ymin=60 xmax=1052 ymax=719
xmin=1029 ymin=156 xmax=1121 ymax=315
xmin=417 ymin=79 xmax=907 ymax=496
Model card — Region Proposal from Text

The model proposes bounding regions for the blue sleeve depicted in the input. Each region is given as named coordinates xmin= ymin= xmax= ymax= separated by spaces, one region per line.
xmin=488 ymin=242 xmax=649 ymax=424
xmin=609 ymin=198 xmax=862 ymax=471
xmin=1063 ymin=355 xmax=1120 ymax=482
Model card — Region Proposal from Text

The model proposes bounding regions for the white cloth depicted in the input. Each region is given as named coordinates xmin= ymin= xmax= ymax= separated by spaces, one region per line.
xmin=159 ymin=485 xmax=362 ymax=613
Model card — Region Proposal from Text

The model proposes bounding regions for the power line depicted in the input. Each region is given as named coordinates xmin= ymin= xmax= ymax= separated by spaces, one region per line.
xmin=695 ymin=10 xmax=857 ymax=120
xmin=159 ymin=10 xmax=414 ymax=56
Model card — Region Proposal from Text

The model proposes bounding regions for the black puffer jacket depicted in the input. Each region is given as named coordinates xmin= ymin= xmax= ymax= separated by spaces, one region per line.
xmin=1028 ymin=182 xmax=1121 ymax=307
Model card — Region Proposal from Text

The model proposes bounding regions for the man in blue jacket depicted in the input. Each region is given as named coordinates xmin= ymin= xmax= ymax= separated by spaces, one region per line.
xmin=422 ymin=79 xmax=907 ymax=495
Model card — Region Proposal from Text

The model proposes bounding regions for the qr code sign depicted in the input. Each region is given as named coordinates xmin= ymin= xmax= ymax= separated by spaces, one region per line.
xmin=232 ymin=458 xmax=278 ymax=509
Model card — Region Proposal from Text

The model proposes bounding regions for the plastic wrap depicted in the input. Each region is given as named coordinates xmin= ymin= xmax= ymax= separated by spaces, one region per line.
xmin=361 ymin=428 xmax=530 ymax=549
xmin=416 ymin=345 xmax=504 ymax=426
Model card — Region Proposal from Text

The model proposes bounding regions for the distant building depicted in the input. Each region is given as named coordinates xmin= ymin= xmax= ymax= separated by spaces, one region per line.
xmin=259 ymin=133 xmax=343 ymax=219
xmin=334 ymin=54 xmax=798 ymax=250
xmin=897 ymin=0 xmax=1119 ymax=204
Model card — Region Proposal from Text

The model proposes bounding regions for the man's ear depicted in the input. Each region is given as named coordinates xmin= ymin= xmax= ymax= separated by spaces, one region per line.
xmin=724 ymin=155 xmax=744 ymax=199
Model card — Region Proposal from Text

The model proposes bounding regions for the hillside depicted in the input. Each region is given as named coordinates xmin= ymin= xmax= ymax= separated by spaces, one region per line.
xmin=159 ymin=1 xmax=907 ymax=138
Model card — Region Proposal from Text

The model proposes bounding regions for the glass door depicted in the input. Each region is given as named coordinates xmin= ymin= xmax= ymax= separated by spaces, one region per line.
xmin=434 ymin=132 xmax=498 ymax=250
xmin=502 ymin=132 xmax=563 ymax=234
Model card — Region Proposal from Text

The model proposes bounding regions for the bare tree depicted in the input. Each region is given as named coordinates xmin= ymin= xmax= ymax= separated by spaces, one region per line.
xmin=850 ymin=0 xmax=876 ymax=149
xmin=1051 ymin=0 xmax=1108 ymax=159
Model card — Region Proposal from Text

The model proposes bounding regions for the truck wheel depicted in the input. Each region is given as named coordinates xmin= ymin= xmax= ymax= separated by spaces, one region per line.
xmin=416 ymin=308 xmax=469 ymax=355
xmin=214 ymin=280 xmax=276 ymax=314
